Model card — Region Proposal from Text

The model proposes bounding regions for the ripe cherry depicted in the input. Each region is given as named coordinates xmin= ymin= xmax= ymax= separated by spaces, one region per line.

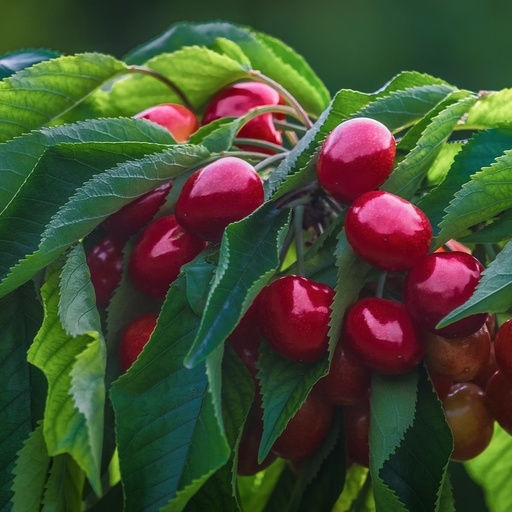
xmin=345 ymin=191 xmax=432 ymax=272
xmin=174 ymin=157 xmax=265 ymax=242
xmin=202 ymin=81 xmax=283 ymax=154
xmin=428 ymin=372 xmax=453 ymax=402
xmin=485 ymin=370 xmax=512 ymax=435
xmin=316 ymin=117 xmax=396 ymax=204
xmin=403 ymin=252 xmax=487 ymax=338
xmin=493 ymin=318 xmax=512 ymax=377
xmin=129 ymin=215 xmax=207 ymax=298
xmin=103 ymin=182 xmax=172 ymax=240
xmin=423 ymin=324 xmax=491 ymax=382
xmin=343 ymin=297 xmax=424 ymax=375
xmin=343 ymin=398 xmax=370 ymax=467
xmin=86 ymin=235 xmax=124 ymax=308
xmin=134 ymin=103 xmax=199 ymax=142
xmin=443 ymin=382 xmax=494 ymax=461
xmin=472 ymin=343 xmax=498 ymax=390
xmin=118 ymin=313 xmax=158 ymax=372
xmin=258 ymin=275 xmax=334 ymax=363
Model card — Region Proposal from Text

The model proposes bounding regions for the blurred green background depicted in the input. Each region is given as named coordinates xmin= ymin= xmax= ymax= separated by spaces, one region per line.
xmin=1 ymin=0 xmax=511 ymax=94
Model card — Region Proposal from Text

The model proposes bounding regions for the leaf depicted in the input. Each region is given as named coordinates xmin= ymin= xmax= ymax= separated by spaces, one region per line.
xmin=465 ymin=89 xmax=512 ymax=129
xmin=188 ymin=117 xmax=243 ymax=153
xmin=0 ymin=282 xmax=43 ymax=510
xmin=437 ymin=240 xmax=512 ymax=328
xmin=0 ymin=53 xmax=127 ymax=143
xmin=436 ymin=149 xmax=512 ymax=247
xmin=461 ymin=208 xmax=512 ymax=244
xmin=0 ymin=49 xmax=61 ymax=80
xmin=0 ymin=116 xmax=175 ymax=213
xmin=27 ymin=257 xmax=104 ymax=495
xmin=110 ymin=275 xmax=230 ymax=512
xmin=185 ymin=204 xmax=291 ymax=368
xmin=465 ymin=425 xmax=512 ymax=512
xmin=332 ymin=466 xmax=373 ymax=512
xmin=213 ymin=37 xmax=252 ymax=67
xmin=10 ymin=424 xmax=51 ymax=512
xmin=426 ymin=142 xmax=464 ymax=187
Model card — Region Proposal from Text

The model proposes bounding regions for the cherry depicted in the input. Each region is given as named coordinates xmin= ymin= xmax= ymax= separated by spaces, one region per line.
xmin=202 ymin=81 xmax=282 ymax=154
xmin=472 ymin=343 xmax=498 ymax=390
xmin=118 ymin=313 xmax=158 ymax=372
xmin=485 ymin=370 xmax=512 ymax=435
xmin=343 ymin=297 xmax=424 ymax=375
xmin=134 ymin=103 xmax=199 ymax=142
xmin=403 ymin=252 xmax=487 ymax=338
xmin=423 ymin=324 xmax=491 ymax=382
xmin=428 ymin=371 xmax=453 ymax=402
xmin=345 ymin=190 xmax=432 ymax=272
xmin=343 ymin=398 xmax=370 ymax=467
xmin=103 ymin=181 xmax=172 ymax=240
xmin=493 ymin=318 xmax=512 ymax=377
xmin=443 ymin=382 xmax=494 ymax=461
xmin=129 ymin=215 xmax=207 ymax=298
xmin=271 ymin=388 xmax=334 ymax=461
xmin=318 ymin=342 xmax=371 ymax=406
xmin=86 ymin=235 xmax=124 ymax=308
xmin=258 ymin=275 xmax=334 ymax=363
xmin=174 ymin=157 xmax=265 ymax=242
xmin=316 ymin=117 xmax=396 ymax=204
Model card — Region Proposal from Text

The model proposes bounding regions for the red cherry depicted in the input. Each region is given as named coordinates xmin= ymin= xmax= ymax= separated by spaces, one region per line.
xmin=343 ymin=398 xmax=370 ymax=467
xmin=134 ymin=103 xmax=199 ymax=142
xmin=343 ymin=297 xmax=424 ymax=375
xmin=316 ymin=117 xmax=396 ymax=204
xmin=118 ymin=313 xmax=158 ymax=372
xmin=494 ymin=318 xmax=512 ymax=378
xmin=103 ymin=182 xmax=172 ymax=240
xmin=86 ymin=235 xmax=124 ymax=308
xmin=129 ymin=215 xmax=207 ymax=298
xmin=403 ymin=252 xmax=487 ymax=338
xmin=175 ymin=157 xmax=265 ymax=242
xmin=258 ymin=275 xmax=334 ymax=363
xmin=485 ymin=370 xmax=512 ymax=435
xmin=345 ymin=191 xmax=432 ymax=272
xmin=428 ymin=372 xmax=453 ymax=402
xmin=472 ymin=343 xmax=498 ymax=390
xmin=202 ymin=82 xmax=282 ymax=154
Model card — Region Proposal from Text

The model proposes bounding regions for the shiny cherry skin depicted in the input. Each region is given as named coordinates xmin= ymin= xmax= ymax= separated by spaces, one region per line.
xmin=318 ymin=342 xmax=371 ymax=406
xmin=258 ymin=275 xmax=335 ymax=363
xmin=202 ymin=81 xmax=282 ymax=154
xmin=423 ymin=324 xmax=491 ymax=382
xmin=134 ymin=103 xmax=199 ymax=142
xmin=444 ymin=382 xmax=494 ymax=461
xmin=472 ymin=343 xmax=498 ymax=390
xmin=118 ymin=313 xmax=158 ymax=372
xmin=174 ymin=157 xmax=265 ymax=242
xmin=271 ymin=388 xmax=334 ymax=461
xmin=343 ymin=297 xmax=424 ymax=375
xmin=345 ymin=191 xmax=432 ymax=272
xmin=129 ymin=215 xmax=207 ymax=298
xmin=485 ymin=370 xmax=512 ymax=435
xmin=494 ymin=318 xmax=512 ymax=377
xmin=103 ymin=182 xmax=172 ymax=240
xmin=86 ymin=235 xmax=124 ymax=308
xmin=316 ymin=117 xmax=396 ymax=204
xmin=343 ymin=398 xmax=370 ymax=467
xmin=403 ymin=252 xmax=487 ymax=338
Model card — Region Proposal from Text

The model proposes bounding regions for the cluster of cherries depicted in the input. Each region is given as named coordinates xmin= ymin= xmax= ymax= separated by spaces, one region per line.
xmin=85 ymin=77 xmax=512 ymax=476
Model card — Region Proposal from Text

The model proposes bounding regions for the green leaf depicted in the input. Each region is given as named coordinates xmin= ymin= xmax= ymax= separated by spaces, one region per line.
xmin=465 ymin=425 xmax=512 ymax=512
xmin=426 ymin=142 xmax=464 ymax=187
xmin=11 ymin=424 xmax=51 ymax=512
xmin=0 ymin=53 xmax=127 ymax=143
xmin=465 ymin=89 xmax=512 ymax=129
xmin=438 ymin=240 xmax=512 ymax=328
xmin=436 ymin=148 xmax=512 ymax=247
xmin=188 ymin=117 xmax=243 ymax=153
xmin=0 ymin=283 xmax=43 ymax=510
xmin=27 ymin=257 xmax=104 ymax=495
xmin=213 ymin=37 xmax=252 ymax=67
xmin=461 ymin=208 xmax=512 ymax=244
xmin=0 ymin=49 xmax=61 ymax=80
xmin=332 ymin=466 xmax=374 ymax=512
xmin=110 ymin=275 xmax=230 ymax=512
xmin=262 ymin=465 xmax=297 ymax=512
xmin=0 ymin=116 xmax=175 ymax=213
xmin=185 ymin=204 xmax=291 ymax=368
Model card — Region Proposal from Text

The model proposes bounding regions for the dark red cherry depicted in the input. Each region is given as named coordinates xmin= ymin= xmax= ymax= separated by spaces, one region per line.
xmin=134 ymin=103 xmax=199 ymax=142
xmin=485 ymin=370 xmax=512 ymax=435
xmin=316 ymin=117 xmax=396 ymax=204
xmin=403 ymin=252 xmax=487 ymax=338
xmin=174 ymin=157 xmax=265 ymax=242
xmin=343 ymin=398 xmax=370 ymax=468
xmin=202 ymin=81 xmax=282 ymax=154
xmin=258 ymin=275 xmax=334 ymax=363
xmin=86 ymin=235 xmax=124 ymax=308
xmin=343 ymin=297 xmax=424 ymax=375
xmin=118 ymin=313 xmax=158 ymax=372
xmin=345 ymin=191 xmax=432 ymax=272
xmin=129 ymin=215 xmax=207 ymax=298
xmin=103 ymin=182 xmax=172 ymax=240
xmin=494 ymin=318 xmax=512 ymax=378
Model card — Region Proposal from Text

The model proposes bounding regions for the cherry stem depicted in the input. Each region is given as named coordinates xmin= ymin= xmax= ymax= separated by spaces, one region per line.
xmin=249 ymin=70 xmax=314 ymax=129
xmin=241 ymin=104 xmax=307 ymax=125
xmin=127 ymin=65 xmax=194 ymax=112
xmin=274 ymin=120 xmax=308 ymax=134
xmin=254 ymin=152 xmax=288 ymax=172
xmin=375 ymin=272 xmax=388 ymax=298
xmin=323 ymin=195 xmax=346 ymax=215
xmin=233 ymin=138 xmax=288 ymax=154
xmin=294 ymin=205 xmax=306 ymax=276
xmin=221 ymin=150 xmax=270 ymax=162
xmin=274 ymin=181 xmax=320 ymax=210
xmin=284 ymin=131 xmax=300 ymax=147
